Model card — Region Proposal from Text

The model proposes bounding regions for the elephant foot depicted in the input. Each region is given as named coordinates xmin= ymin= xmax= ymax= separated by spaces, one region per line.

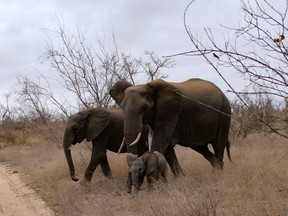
xmin=126 ymin=187 xmax=132 ymax=194
xmin=79 ymin=179 xmax=92 ymax=190
xmin=211 ymin=159 xmax=224 ymax=171
xmin=105 ymin=174 xmax=112 ymax=180
xmin=129 ymin=186 xmax=140 ymax=196
xmin=101 ymin=169 xmax=112 ymax=179
xmin=104 ymin=176 xmax=114 ymax=182
xmin=127 ymin=185 xmax=140 ymax=194
xmin=71 ymin=176 xmax=79 ymax=182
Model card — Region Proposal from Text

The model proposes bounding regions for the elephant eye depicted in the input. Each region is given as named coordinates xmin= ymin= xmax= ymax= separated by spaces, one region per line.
xmin=73 ymin=126 xmax=81 ymax=133
xmin=141 ymin=104 xmax=149 ymax=112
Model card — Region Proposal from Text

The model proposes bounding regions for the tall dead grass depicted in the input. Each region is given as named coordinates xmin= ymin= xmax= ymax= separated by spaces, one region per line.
xmin=0 ymin=122 xmax=287 ymax=215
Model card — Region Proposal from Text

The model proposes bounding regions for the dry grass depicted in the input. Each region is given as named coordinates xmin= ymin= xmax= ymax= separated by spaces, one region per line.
xmin=0 ymin=123 xmax=288 ymax=216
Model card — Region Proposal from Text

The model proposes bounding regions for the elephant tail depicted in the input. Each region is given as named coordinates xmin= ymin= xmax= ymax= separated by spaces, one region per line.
xmin=220 ymin=93 xmax=232 ymax=162
xmin=226 ymin=140 xmax=231 ymax=161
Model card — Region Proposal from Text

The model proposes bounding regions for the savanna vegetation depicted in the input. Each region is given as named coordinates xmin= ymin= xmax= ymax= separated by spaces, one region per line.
xmin=0 ymin=0 xmax=288 ymax=215
xmin=0 ymin=112 xmax=287 ymax=216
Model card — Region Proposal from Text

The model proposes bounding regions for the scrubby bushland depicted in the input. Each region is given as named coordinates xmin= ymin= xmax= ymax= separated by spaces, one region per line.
xmin=0 ymin=120 xmax=287 ymax=215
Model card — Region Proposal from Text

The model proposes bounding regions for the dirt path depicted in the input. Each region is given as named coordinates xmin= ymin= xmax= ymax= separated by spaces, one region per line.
xmin=0 ymin=164 xmax=54 ymax=216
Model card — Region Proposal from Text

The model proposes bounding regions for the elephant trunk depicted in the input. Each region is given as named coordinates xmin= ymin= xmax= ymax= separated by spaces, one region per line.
xmin=132 ymin=177 xmax=140 ymax=191
xmin=123 ymin=111 xmax=143 ymax=153
xmin=63 ymin=135 xmax=79 ymax=182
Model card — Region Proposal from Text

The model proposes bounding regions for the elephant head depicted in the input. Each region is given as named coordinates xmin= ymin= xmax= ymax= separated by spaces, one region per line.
xmin=129 ymin=151 xmax=159 ymax=190
xmin=63 ymin=108 xmax=110 ymax=181
xmin=109 ymin=79 xmax=182 ymax=153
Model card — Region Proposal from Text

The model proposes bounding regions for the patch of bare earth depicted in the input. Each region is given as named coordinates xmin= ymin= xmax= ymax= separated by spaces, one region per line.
xmin=0 ymin=165 xmax=54 ymax=216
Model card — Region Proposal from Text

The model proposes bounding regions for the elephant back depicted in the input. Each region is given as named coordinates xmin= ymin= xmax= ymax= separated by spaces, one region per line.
xmin=171 ymin=78 xmax=224 ymax=110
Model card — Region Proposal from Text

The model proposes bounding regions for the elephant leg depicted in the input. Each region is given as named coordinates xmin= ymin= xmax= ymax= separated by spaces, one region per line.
xmin=192 ymin=145 xmax=222 ymax=170
xmin=211 ymin=142 xmax=225 ymax=170
xmin=154 ymin=172 xmax=160 ymax=181
xmin=146 ymin=175 xmax=155 ymax=190
xmin=85 ymin=144 xmax=108 ymax=181
xmin=126 ymin=172 xmax=133 ymax=193
xmin=164 ymin=145 xmax=184 ymax=177
xmin=85 ymin=157 xmax=102 ymax=181
xmin=99 ymin=156 xmax=112 ymax=179
xmin=161 ymin=169 xmax=168 ymax=183
xmin=126 ymin=153 xmax=138 ymax=193
xmin=137 ymin=174 xmax=145 ymax=190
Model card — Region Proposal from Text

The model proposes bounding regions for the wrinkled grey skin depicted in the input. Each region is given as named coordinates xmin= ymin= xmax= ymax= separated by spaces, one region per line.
xmin=130 ymin=151 xmax=167 ymax=191
xmin=110 ymin=78 xmax=231 ymax=177
xmin=63 ymin=108 xmax=147 ymax=184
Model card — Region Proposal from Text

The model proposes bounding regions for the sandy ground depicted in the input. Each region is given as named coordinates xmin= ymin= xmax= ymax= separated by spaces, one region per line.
xmin=0 ymin=164 xmax=54 ymax=216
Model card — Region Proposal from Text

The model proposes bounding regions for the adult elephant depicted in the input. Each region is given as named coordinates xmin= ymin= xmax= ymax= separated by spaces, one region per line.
xmin=63 ymin=108 xmax=148 ymax=185
xmin=109 ymin=78 xmax=231 ymax=176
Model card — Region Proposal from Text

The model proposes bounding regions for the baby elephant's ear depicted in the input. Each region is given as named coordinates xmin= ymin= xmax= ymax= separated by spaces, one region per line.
xmin=153 ymin=151 xmax=167 ymax=164
xmin=85 ymin=108 xmax=110 ymax=142
xmin=109 ymin=80 xmax=132 ymax=106
xmin=127 ymin=153 xmax=138 ymax=167
xmin=143 ymin=153 xmax=158 ymax=176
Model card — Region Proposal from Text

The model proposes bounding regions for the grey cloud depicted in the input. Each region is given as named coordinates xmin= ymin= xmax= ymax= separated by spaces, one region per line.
xmin=0 ymin=0 xmax=245 ymax=96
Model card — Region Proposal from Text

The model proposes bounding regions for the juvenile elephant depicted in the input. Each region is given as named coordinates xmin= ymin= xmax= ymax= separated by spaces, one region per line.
xmin=63 ymin=108 xmax=148 ymax=184
xmin=130 ymin=151 xmax=167 ymax=191
xmin=109 ymin=78 xmax=231 ymax=176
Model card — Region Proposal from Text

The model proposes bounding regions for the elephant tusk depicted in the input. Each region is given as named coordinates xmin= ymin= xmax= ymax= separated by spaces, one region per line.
xmin=147 ymin=126 xmax=153 ymax=152
xmin=117 ymin=137 xmax=125 ymax=154
xmin=129 ymin=132 xmax=142 ymax=146
xmin=68 ymin=144 xmax=73 ymax=151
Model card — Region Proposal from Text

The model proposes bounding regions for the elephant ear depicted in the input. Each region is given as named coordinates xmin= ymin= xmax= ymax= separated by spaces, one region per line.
xmin=109 ymin=80 xmax=133 ymax=106
xmin=143 ymin=153 xmax=157 ymax=176
xmin=85 ymin=108 xmax=110 ymax=142
xmin=147 ymin=80 xmax=182 ymax=126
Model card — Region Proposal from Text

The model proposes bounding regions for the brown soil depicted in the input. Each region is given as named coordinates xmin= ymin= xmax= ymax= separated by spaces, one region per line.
xmin=0 ymin=165 xmax=54 ymax=216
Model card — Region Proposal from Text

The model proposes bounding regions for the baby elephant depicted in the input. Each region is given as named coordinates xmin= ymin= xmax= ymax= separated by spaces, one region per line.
xmin=130 ymin=151 xmax=167 ymax=191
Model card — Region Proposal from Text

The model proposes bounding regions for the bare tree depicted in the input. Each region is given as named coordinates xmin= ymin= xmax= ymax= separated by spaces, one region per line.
xmin=140 ymin=51 xmax=173 ymax=82
xmin=13 ymin=19 xmax=173 ymax=121
xmin=40 ymin=19 xmax=173 ymax=110
xmin=172 ymin=0 xmax=288 ymax=138
xmin=18 ymin=75 xmax=73 ymax=117
xmin=17 ymin=76 xmax=52 ymax=123
xmin=0 ymin=93 xmax=13 ymax=125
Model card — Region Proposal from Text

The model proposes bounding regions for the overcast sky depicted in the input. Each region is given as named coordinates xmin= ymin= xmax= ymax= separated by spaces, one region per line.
xmin=0 ymin=0 xmax=245 ymax=102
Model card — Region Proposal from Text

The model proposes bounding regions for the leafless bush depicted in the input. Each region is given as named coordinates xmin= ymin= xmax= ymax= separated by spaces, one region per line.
xmin=0 ymin=119 xmax=31 ymax=147
xmin=16 ymin=76 xmax=54 ymax=124
xmin=31 ymin=120 xmax=65 ymax=148
xmin=16 ymin=75 xmax=71 ymax=121
xmin=0 ymin=96 xmax=32 ymax=146
xmin=230 ymin=94 xmax=284 ymax=138
xmin=0 ymin=92 xmax=63 ymax=147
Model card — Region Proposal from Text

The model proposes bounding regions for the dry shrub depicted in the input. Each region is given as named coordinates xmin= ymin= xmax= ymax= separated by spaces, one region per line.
xmin=1 ymin=118 xmax=66 ymax=147
xmin=230 ymin=96 xmax=288 ymax=140
xmin=30 ymin=120 xmax=66 ymax=148
xmin=0 ymin=124 xmax=31 ymax=147
xmin=1 ymin=129 xmax=288 ymax=216
xmin=0 ymin=120 xmax=65 ymax=149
